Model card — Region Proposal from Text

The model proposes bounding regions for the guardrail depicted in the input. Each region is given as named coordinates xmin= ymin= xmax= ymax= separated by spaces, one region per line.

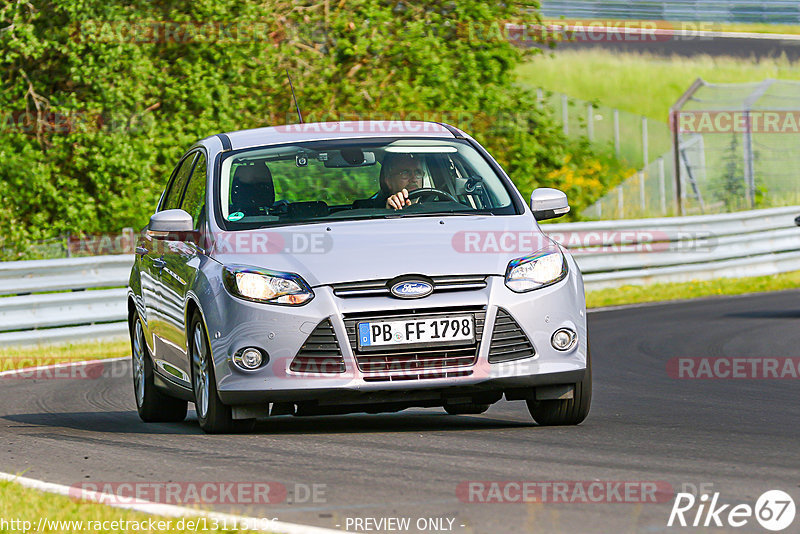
xmin=539 ymin=1 xmax=800 ymax=24
xmin=1 ymin=205 xmax=799 ymax=346
xmin=546 ymin=205 xmax=800 ymax=289
xmin=0 ymin=256 xmax=133 ymax=347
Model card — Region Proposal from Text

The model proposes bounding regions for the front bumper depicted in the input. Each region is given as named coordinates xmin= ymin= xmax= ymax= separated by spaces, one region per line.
xmin=202 ymin=259 xmax=587 ymax=407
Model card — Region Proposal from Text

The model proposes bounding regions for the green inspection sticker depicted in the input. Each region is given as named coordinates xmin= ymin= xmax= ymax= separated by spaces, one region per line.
xmin=228 ymin=211 xmax=244 ymax=221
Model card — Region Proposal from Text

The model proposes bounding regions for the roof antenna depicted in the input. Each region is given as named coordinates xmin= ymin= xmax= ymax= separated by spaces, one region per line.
xmin=286 ymin=69 xmax=304 ymax=124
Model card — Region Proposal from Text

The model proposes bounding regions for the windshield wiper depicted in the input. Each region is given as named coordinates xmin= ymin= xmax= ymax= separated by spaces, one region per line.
xmin=393 ymin=210 xmax=495 ymax=218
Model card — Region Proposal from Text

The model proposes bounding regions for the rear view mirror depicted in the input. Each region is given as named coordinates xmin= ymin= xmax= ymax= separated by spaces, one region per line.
xmin=322 ymin=149 xmax=377 ymax=168
xmin=530 ymin=188 xmax=570 ymax=221
xmin=148 ymin=209 xmax=194 ymax=235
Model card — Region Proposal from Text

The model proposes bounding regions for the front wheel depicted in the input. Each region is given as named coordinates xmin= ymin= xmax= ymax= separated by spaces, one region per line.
xmin=131 ymin=315 xmax=187 ymax=423
xmin=190 ymin=312 xmax=255 ymax=434
xmin=527 ymin=347 xmax=592 ymax=426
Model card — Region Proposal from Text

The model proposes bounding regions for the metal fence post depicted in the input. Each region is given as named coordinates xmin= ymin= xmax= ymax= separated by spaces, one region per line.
xmin=658 ymin=157 xmax=666 ymax=214
xmin=536 ymin=87 xmax=543 ymax=108
xmin=639 ymin=171 xmax=646 ymax=212
xmin=642 ymin=116 xmax=649 ymax=170
xmin=743 ymin=110 xmax=755 ymax=208
xmin=617 ymin=187 xmax=624 ymax=219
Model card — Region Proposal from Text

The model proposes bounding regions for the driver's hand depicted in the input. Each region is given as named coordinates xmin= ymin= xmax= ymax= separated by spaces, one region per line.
xmin=386 ymin=188 xmax=411 ymax=210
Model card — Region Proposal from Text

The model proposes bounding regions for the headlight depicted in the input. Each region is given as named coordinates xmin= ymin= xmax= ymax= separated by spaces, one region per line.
xmin=223 ymin=265 xmax=314 ymax=305
xmin=505 ymin=249 xmax=567 ymax=293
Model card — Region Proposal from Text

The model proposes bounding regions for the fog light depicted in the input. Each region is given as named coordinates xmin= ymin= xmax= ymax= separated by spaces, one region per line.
xmin=233 ymin=348 xmax=265 ymax=371
xmin=551 ymin=328 xmax=577 ymax=351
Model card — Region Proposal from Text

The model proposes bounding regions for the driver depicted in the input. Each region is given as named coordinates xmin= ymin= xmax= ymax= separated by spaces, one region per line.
xmin=380 ymin=153 xmax=424 ymax=210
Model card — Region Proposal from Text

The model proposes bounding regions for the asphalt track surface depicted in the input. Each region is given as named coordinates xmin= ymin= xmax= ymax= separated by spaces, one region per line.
xmin=544 ymin=35 xmax=800 ymax=60
xmin=2 ymin=291 xmax=800 ymax=533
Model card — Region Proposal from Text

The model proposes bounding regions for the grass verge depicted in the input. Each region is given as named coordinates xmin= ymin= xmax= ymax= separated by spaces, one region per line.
xmin=0 ymin=478 xmax=248 ymax=533
xmin=586 ymin=270 xmax=800 ymax=308
xmin=517 ymin=50 xmax=800 ymax=121
xmin=0 ymin=338 xmax=130 ymax=371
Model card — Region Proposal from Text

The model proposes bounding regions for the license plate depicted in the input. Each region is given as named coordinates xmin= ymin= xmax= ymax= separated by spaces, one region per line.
xmin=357 ymin=315 xmax=474 ymax=349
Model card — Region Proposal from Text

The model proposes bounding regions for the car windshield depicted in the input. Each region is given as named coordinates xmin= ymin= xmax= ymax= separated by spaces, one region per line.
xmin=217 ymin=138 xmax=518 ymax=228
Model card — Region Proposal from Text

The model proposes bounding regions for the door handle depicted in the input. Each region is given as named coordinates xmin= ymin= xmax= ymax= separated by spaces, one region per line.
xmin=153 ymin=257 xmax=167 ymax=269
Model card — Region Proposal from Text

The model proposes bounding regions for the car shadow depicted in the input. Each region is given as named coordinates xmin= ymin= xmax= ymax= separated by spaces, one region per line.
xmin=2 ymin=410 xmax=535 ymax=436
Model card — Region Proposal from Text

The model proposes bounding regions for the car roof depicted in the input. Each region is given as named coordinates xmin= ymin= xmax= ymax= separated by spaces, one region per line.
xmin=204 ymin=121 xmax=464 ymax=151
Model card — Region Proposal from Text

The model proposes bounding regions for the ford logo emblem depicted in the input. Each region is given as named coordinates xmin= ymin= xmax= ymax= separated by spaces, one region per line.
xmin=390 ymin=281 xmax=434 ymax=299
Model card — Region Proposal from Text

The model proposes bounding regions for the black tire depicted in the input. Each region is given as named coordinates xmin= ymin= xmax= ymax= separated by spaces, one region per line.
xmin=444 ymin=403 xmax=491 ymax=415
xmin=189 ymin=312 xmax=255 ymax=434
xmin=130 ymin=315 xmax=188 ymax=423
xmin=527 ymin=346 xmax=592 ymax=426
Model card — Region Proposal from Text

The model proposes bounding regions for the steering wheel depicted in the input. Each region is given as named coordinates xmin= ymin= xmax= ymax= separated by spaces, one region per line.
xmin=407 ymin=187 xmax=459 ymax=203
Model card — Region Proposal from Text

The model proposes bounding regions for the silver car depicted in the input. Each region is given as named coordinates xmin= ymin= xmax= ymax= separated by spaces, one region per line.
xmin=127 ymin=121 xmax=591 ymax=433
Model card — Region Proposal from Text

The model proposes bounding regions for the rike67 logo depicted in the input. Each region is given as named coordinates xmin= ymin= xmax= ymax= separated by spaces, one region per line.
xmin=668 ymin=490 xmax=796 ymax=531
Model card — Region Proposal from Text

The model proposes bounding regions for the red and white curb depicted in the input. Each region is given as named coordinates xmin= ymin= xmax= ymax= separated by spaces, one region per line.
xmin=0 ymin=471 xmax=344 ymax=534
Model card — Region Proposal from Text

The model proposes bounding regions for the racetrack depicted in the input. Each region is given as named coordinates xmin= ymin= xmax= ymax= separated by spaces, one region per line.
xmin=2 ymin=291 xmax=800 ymax=533
xmin=550 ymin=35 xmax=800 ymax=60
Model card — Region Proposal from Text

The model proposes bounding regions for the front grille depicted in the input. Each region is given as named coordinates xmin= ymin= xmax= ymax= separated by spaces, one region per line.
xmin=343 ymin=307 xmax=486 ymax=374
xmin=363 ymin=370 xmax=473 ymax=382
xmin=333 ymin=275 xmax=487 ymax=298
xmin=488 ymin=308 xmax=536 ymax=363
xmin=289 ymin=319 xmax=346 ymax=373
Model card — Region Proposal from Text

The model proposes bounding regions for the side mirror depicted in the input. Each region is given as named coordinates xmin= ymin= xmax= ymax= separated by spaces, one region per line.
xmin=148 ymin=209 xmax=194 ymax=235
xmin=530 ymin=188 xmax=570 ymax=221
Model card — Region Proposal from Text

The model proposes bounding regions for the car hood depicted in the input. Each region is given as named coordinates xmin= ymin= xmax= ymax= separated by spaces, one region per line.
xmin=209 ymin=215 xmax=556 ymax=286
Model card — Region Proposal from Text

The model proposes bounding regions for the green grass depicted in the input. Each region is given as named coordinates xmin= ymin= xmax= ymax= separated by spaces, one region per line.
xmin=0 ymin=478 xmax=247 ymax=533
xmin=517 ymin=50 xmax=800 ymax=121
xmin=586 ymin=270 xmax=800 ymax=308
xmin=687 ymin=22 xmax=800 ymax=35
xmin=0 ymin=339 xmax=130 ymax=371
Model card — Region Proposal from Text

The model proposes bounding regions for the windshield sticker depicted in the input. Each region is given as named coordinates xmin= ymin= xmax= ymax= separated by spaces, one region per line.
xmin=228 ymin=211 xmax=244 ymax=221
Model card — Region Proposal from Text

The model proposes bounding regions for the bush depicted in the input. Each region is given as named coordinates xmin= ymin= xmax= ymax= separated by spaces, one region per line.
xmin=0 ymin=0 xmax=624 ymax=257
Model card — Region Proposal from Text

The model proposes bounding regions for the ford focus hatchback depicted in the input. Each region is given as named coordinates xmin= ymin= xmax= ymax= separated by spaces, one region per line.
xmin=127 ymin=121 xmax=591 ymax=433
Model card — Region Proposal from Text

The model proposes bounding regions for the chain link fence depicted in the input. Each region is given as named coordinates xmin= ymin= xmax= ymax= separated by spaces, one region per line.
xmin=672 ymin=78 xmax=800 ymax=216
xmin=537 ymin=89 xmax=676 ymax=219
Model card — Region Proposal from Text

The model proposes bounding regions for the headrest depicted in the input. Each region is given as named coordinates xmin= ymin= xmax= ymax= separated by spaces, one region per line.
xmin=231 ymin=163 xmax=275 ymax=214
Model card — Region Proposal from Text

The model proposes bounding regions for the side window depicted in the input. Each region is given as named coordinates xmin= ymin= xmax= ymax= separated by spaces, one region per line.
xmin=181 ymin=153 xmax=207 ymax=229
xmin=161 ymin=153 xmax=197 ymax=211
